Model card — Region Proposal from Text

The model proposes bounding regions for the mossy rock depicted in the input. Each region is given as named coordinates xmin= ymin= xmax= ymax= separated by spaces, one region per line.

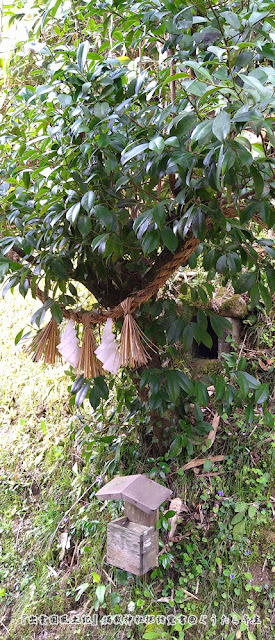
xmin=219 ymin=294 xmax=247 ymax=318
xmin=201 ymin=359 xmax=223 ymax=375
xmin=191 ymin=358 xmax=222 ymax=377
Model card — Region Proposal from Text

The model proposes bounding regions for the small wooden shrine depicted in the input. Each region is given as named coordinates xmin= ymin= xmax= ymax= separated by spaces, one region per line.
xmin=96 ymin=474 xmax=172 ymax=576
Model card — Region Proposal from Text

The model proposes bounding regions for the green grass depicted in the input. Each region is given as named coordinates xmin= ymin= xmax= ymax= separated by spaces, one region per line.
xmin=0 ymin=291 xmax=274 ymax=640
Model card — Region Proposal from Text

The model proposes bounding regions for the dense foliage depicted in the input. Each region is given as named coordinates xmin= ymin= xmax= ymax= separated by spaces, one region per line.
xmin=0 ymin=0 xmax=274 ymax=449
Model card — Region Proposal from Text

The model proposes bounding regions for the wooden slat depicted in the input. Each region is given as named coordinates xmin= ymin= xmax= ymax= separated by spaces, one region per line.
xmin=122 ymin=476 xmax=172 ymax=514
xmin=97 ymin=474 xmax=172 ymax=513
xmin=106 ymin=518 xmax=158 ymax=576
xmin=96 ymin=475 xmax=140 ymax=500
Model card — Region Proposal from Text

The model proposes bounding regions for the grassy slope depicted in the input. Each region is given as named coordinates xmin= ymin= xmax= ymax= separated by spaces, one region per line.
xmin=0 ymin=291 xmax=274 ymax=640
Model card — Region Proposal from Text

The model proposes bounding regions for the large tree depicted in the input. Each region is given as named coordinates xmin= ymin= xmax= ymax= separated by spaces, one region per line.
xmin=0 ymin=0 xmax=274 ymax=450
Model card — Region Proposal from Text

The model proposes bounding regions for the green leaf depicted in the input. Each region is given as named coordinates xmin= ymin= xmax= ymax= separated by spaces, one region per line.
xmin=210 ymin=315 xmax=231 ymax=339
xmin=71 ymin=375 xmax=84 ymax=395
xmin=184 ymin=60 xmax=213 ymax=82
xmin=75 ymin=382 xmax=90 ymax=407
xmin=176 ymin=371 xmax=194 ymax=395
xmin=231 ymin=511 xmax=245 ymax=525
xmin=167 ymin=370 xmax=180 ymax=402
xmin=31 ymin=304 xmax=49 ymax=328
xmin=95 ymin=585 xmax=106 ymax=604
xmin=89 ymin=383 xmax=104 ymax=410
xmin=152 ymin=204 xmax=166 ymax=228
xmin=165 ymin=136 xmax=179 ymax=147
xmin=250 ymin=166 xmax=264 ymax=197
xmin=215 ymin=376 xmax=225 ymax=401
xmin=149 ymin=136 xmax=165 ymax=154
xmin=197 ymin=285 xmax=208 ymax=305
xmin=250 ymin=283 xmax=260 ymax=307
xmin=199 ymin=329 xmax=213 ymax=349
xmin=58 ymin=94 xmax=72 ymax=107
xmin=161 ymin=227 xmax=178 ymax=253
xmin=94 ymin=205 xmax=114 ymax=229
xmin=259 ymin=282 xmax=272 ymax=312
xmin=194 ymin=381 xmax=209 ymax=407
xmin=121 ymin=143 xmax=149 ymax=164
xmin=192 ymin=208 xmax=206 ymax=240
xmin=149 ymin=392 xmax=163 ymax=411
xmin=94 ymin=375 xmax=109 ymax=400
xmin=212 ymin=111 xmax=231 ymax=142
xmin=133 ymin=210 xmax=153 ymax=237
xmin=94 ymin=102 xmax=110 ymax=118
xmin=51 ymin=260 xmax=68 ymax=281
xmin=168 ymin=435 xmax=183 ymax=458
xmin=236 ymin=272 xmax=257 ymax=293
xmin=235 ymin=502 xmax=248 ymax=512
xmin=197 ymin=308 xmax=207 ymax=331
xmin=142 ymin=230 xmax=160 ymax=254
xmin=182 ymin=325 xmax=193 ymax=351
xmin=77 ymin=216 xmax=92 ymax=236
xmin=75 ymin=582 xmax=90 ymax=602
xmin=203 ymin=459 xmax=212 ymax=472
xmin=245 ymin=404 xmax=254 ymax=424
xmin=191 ymin=120 xmax=212 ymax=142
xmin=221 ymin=11 xmax=241 ymax=29
xmin=81 ymin=191 xmax=95 ymax=213
xmin=77 ymin=40 xmax=90 ymax=71
xmin=248 ymin=505 xmax=258 ymax=518
xmin=237 ymin=371 xmax=249 ymax=397
xmin=92 ymin=572 xmax=100 ymax=583
xmin=91 ymin=234 xmax=109 ymax=252
xmin=14 ymin=328 xmax=25 ymax=345
xmin=51 ymin=302 xmax=63 ymax=324
xmin=66 ymin=202 xmax=81 ymax=224
xmin=0 ymin=262 xmax=9 ymax=279
xmin=239 ymin=74 xmax=267 ymax=96
xmin=254 ymin=384 xmax=269 ymax=405
xmin=140 ymin=370 xmax=151 ymax=389
xmin=239 ymin=372 xmax=260 ymax=390
xmin=233 ymin=519 xmax=246 ymax=540
xmin=266 ymin=267 xmax=275 ymax=295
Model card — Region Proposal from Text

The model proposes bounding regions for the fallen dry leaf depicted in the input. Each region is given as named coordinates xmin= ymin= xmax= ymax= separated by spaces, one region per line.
xmin=157 ymin=597 xmax=172 ymax=603
xmin=168 ymin=497 xmax=188 ymax=540
xmin=182 ymin=455 xmax=225 ymax=471
xmin=258 ymin=359 xmax=269 ymax=371
xmin=204 ymin=412 xmax=220 ymax=449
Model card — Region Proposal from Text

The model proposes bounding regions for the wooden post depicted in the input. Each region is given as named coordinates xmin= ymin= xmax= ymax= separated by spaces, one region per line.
xmin=124 ymin=502 xmax=159 ymax=527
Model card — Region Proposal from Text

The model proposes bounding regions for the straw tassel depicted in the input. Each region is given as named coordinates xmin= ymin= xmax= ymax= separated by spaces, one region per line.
xmin=26 ymin=318 xmax=60 ymax=364
xmin=120 ymin=298 xmax=154 ymax=368
xmin=77 ymin=317 xmax=102 ymax=379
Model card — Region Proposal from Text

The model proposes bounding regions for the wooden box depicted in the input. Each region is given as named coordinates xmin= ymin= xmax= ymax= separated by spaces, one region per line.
xmin=107 ymin=516 xmax=159 ymax=576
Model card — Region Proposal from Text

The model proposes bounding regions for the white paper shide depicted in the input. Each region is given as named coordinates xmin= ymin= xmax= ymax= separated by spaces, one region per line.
xmin=57 ymin=319 xmax=81 ymax=368
xmin=94 ymin=318 xmax=121 ymax=374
